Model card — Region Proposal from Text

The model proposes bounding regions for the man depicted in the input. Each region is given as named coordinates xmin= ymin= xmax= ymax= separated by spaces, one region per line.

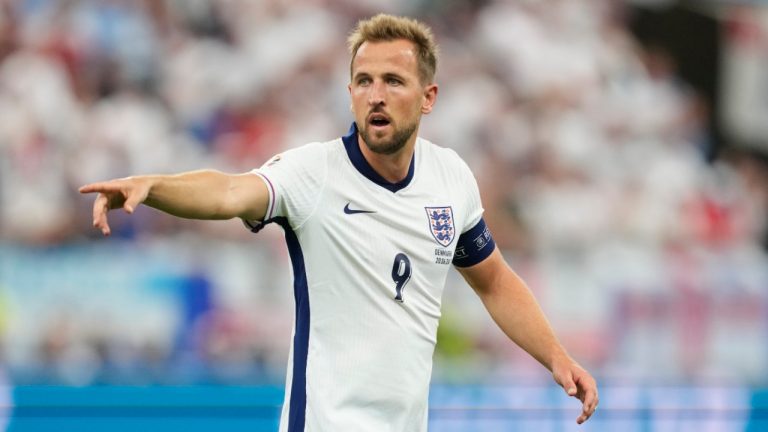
xmin=80 ymin=14 xmax=598 ymax=431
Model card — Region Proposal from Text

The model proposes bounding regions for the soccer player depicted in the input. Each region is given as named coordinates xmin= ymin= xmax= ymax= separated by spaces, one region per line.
xmin=79 ymin=14 xmax=598 ymax=431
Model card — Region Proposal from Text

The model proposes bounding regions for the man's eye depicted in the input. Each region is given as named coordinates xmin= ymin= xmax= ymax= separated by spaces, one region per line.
xmin=358 ymin=78 xmax=371 ymax=85
xmin=387 ymin=78 xmax=401 ymax=85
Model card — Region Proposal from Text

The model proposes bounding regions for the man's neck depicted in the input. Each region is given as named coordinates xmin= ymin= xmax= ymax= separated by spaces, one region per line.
xmin=357 ymin=135 xmax=417 ymax=184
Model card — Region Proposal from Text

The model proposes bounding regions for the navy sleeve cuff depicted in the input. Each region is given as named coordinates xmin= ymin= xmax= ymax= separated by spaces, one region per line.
xmin=452 ymin=217 xmax=495 ymax=268
xmin=243 ymin=217 xmax=274 ymax=234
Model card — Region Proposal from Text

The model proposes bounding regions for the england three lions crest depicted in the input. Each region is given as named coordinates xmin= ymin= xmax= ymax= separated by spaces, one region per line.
xmin=425 ymin=206 xmax=455 ymax=247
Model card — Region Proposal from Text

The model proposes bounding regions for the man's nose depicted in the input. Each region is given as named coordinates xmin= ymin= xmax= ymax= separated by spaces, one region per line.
xmin=368 ymin=81 xmax=386 ymax=106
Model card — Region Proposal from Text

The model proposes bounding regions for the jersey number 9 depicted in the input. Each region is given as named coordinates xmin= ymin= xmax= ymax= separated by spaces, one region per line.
xmin=391 ymin=253 xmax=412 ymax=303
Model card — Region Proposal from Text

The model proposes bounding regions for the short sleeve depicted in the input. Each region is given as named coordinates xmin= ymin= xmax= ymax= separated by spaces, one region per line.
xmin=459 ymin=160 xmax=484 ymax=234
xmin=451 ymin=155 xmax=496 ymax=267
xmin=243 ymin=142 xmax=328 ymax=232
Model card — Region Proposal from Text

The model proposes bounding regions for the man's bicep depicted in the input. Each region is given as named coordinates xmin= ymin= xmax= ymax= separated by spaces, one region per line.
xmin=456 ymin=246 xmax=505 ymax=295
xmin=229 ymin=172 xmax=271 ymax=222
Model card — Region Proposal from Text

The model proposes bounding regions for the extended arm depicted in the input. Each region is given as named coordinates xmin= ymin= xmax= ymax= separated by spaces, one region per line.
xmin=78 ymin=170 xmax=268 ymax=236
xmin=457 ymin=247 xmax=598 ymax=424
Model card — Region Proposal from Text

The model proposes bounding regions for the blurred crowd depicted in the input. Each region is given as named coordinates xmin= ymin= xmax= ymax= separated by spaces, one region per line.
xmin=1 ymin=0 xmax=767 ymax=386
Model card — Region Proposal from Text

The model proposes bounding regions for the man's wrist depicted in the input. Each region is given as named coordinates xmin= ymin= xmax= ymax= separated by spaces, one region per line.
xmin=547 ymin=349 xmax=573 ymax=372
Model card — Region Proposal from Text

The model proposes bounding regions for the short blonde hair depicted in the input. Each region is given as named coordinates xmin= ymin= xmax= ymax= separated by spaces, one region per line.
xmin=347 ymin=14 xmax=439 ymax=84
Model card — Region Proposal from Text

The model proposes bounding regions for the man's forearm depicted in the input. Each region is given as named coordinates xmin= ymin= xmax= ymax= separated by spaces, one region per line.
xmin=142 ymin=170 xmax=244 ymax=220
xmin=460 ymin=249 xmax=598 ymax=424
xmin=477 ymin=269 xmax=571 ymax=371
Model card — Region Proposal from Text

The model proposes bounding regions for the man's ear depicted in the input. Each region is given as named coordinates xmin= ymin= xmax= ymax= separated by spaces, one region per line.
xmin=421 ymin=84 xmax=438 ymax=114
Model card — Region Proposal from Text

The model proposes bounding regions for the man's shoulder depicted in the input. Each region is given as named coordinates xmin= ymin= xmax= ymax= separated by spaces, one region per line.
xmin=268 ymin=138 xmax=341 ymax=165
xmin=285 ymin=137 xmax=340 ymax=156
xmin=257 ymin=139 xmax=340 ymax=179
xmin=418 ymin=137 xmax=470 ymax=170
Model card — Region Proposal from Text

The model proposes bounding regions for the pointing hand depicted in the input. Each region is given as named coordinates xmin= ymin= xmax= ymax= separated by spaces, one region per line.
xmin=78 ymin=177 xmax=151 ymax=236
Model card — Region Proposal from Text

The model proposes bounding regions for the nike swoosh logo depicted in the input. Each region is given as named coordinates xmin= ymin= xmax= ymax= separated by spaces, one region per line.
xmin=344 ymin=203 xmax=376 ymax=215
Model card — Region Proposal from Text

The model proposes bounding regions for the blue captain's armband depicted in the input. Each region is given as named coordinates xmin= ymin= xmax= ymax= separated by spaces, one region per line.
xmin=452 ymin=217 xmax=495 ymax=268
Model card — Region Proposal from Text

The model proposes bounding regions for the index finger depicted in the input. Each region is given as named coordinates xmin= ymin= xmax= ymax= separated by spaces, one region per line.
xmin=79 ymin=181 xmax=123 ymax=194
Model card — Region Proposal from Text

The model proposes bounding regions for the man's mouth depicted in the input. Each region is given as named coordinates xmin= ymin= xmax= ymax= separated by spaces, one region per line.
xmin=368 ymin=113 xmax=391 ymax=128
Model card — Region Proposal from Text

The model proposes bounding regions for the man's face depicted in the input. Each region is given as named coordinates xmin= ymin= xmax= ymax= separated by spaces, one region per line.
xmin=348 ymin=39 xmax=437 ymax=155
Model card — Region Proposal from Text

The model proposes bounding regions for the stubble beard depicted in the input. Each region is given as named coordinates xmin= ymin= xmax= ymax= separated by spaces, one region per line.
xmin=359 ymin=119 xmax=419 ymax=156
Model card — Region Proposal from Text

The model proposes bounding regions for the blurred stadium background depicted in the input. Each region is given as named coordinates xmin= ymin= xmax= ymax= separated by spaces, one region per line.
xmin=1 ymin=0 xmax=767 ymax=430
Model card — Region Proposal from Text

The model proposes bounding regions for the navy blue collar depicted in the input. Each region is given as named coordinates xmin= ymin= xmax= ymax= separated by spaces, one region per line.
xmin=342 ymin=122 xmax=415 ymax=193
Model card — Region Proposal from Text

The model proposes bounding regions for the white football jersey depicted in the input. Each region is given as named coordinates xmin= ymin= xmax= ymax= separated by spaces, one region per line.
xmin=245 ymin=124 xmax=495 ymax=432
